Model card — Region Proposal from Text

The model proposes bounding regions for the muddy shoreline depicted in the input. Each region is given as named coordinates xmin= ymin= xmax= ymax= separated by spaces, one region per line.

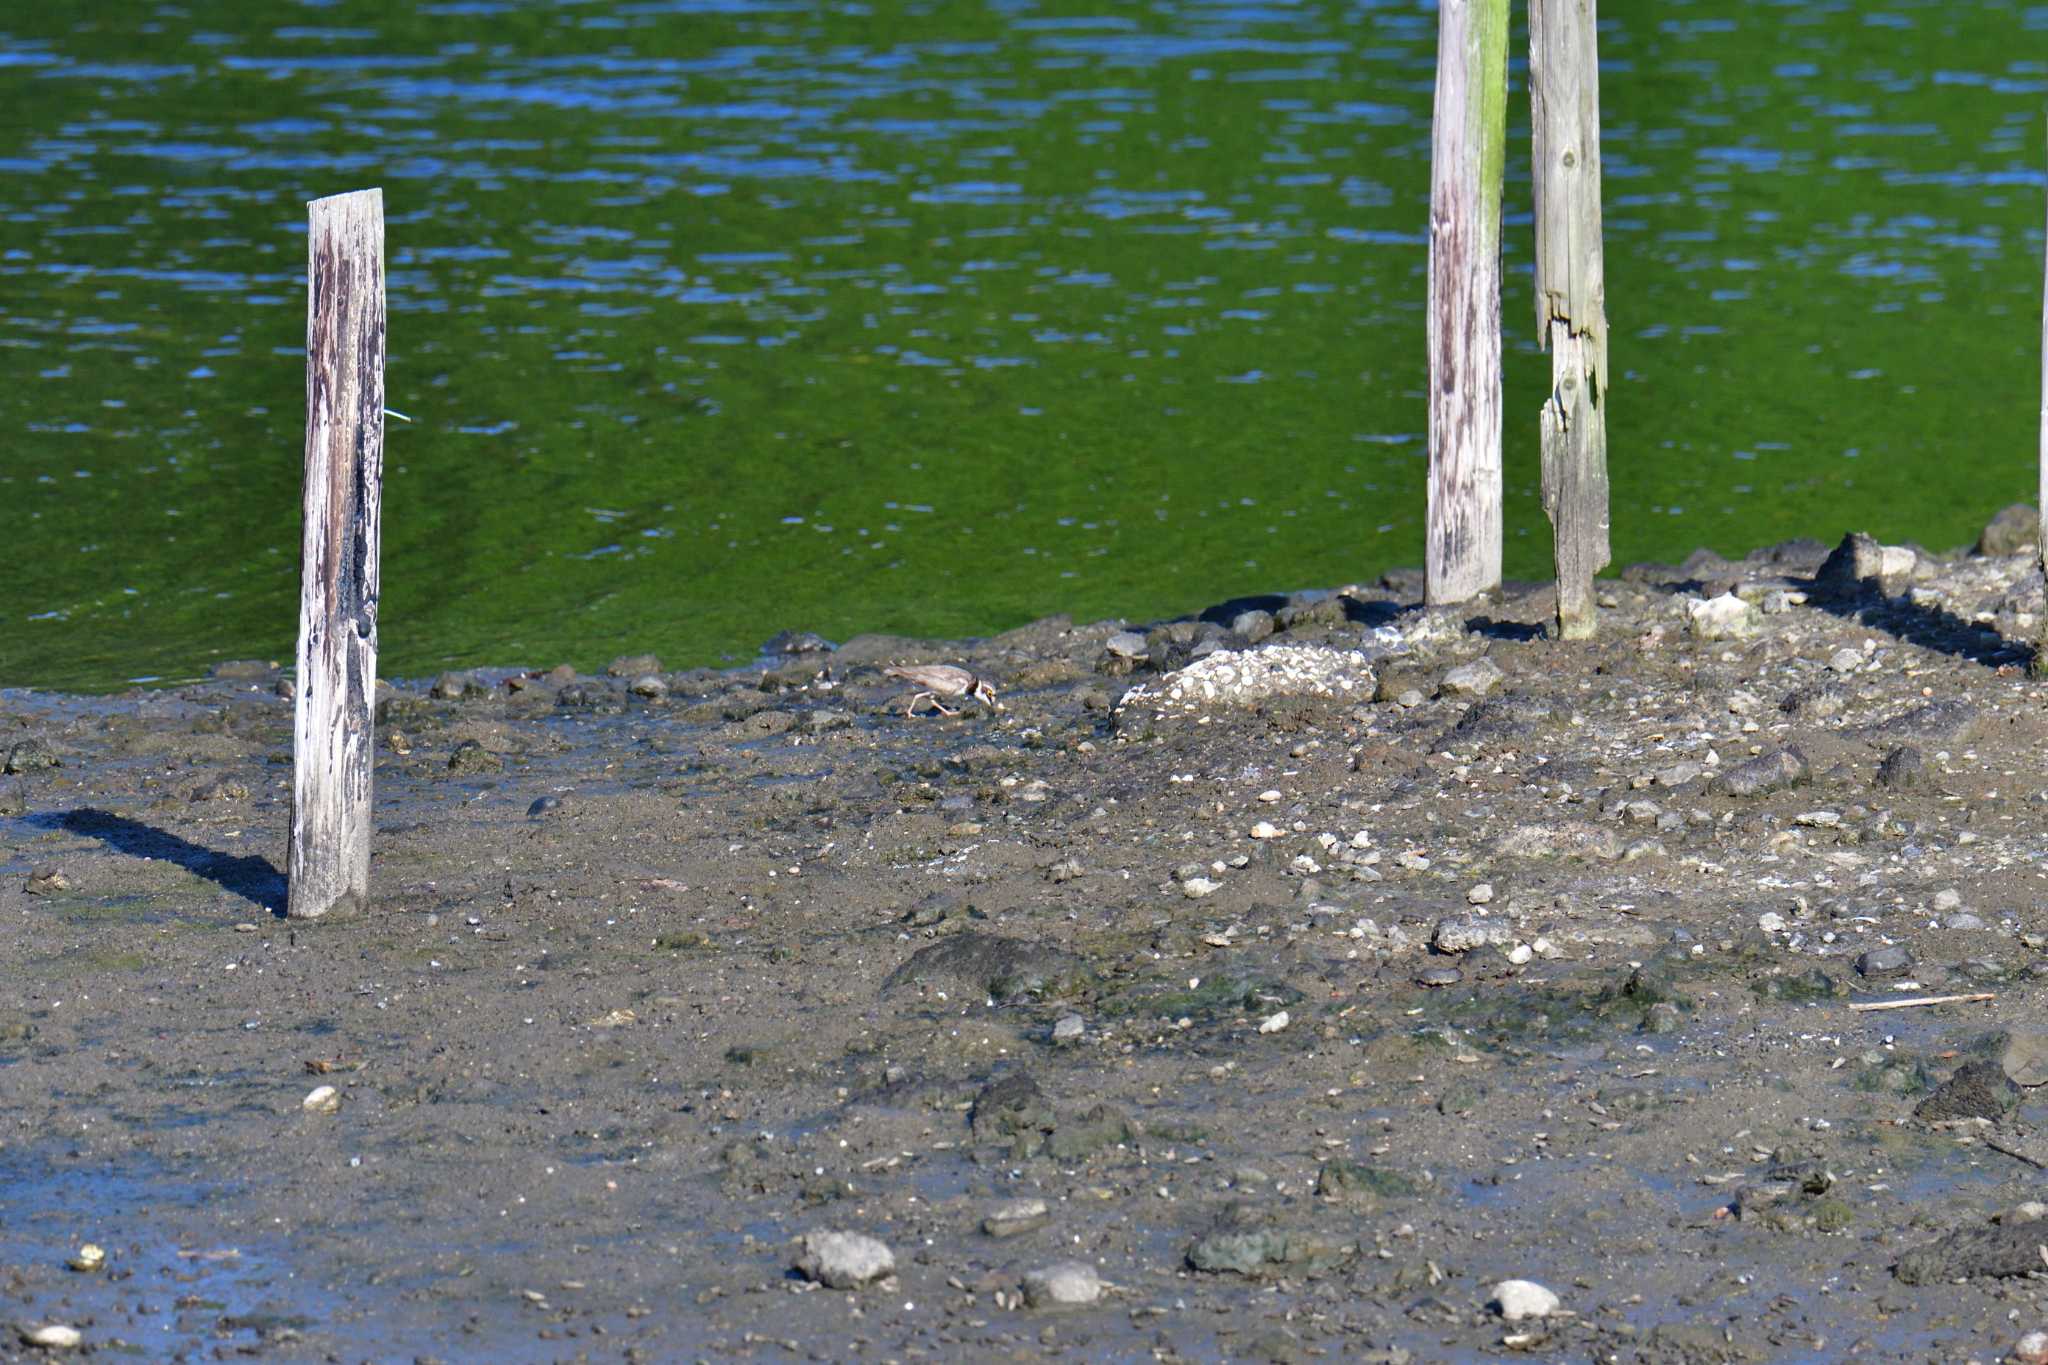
xmin=10 ymin=527 xmax=2048 ymax=1362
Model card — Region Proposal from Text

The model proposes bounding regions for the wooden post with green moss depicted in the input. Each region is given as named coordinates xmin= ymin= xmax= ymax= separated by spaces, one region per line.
xmin=1530 ymin=0 xmax=1611 ymax=639
xmin=1425 ymin=0 xmax=1509 ymax=606
xmin=289 ymin=188 xmax=385 ymax=919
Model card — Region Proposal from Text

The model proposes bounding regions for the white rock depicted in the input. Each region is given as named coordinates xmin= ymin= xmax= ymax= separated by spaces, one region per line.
xmin=302 ymin=1084 xmax=340 ymax=1113
xmin=1490 ymin=1278 xmax=1560 ymax=1322
xmin=1467 ymin=882 xmax=1494 ymax=905
xmin=20 ymin=1325 xmax=83 ymax=1349
xmin=1687 ymin=593 xmax=1759 ymax=640
xmin=1827 ymin=646 xmax=1864 ymax=673
xmin=1932 ymin=888 xmax=1963 ymax=912
xmin=1182 ymin=876 xmax=1221 ymax=899
xmin=1022 ymin=1260 xmax=1102 ymax=1307
xmin=794 ymin=1230 xmax=896 ymax=1289
xmin=1118 ymin=644 xmax=1375 ymax=716
xmin=1257 ymin=789 xmax=1282 ymax=803
xmin=1757 ymin=911 xmax=1789 ymax=934
xmin=1249 ymin=821 xmax=1283 ymax=840
xmin=1258 ymin=1010 xmax=1291 ymax=1034
xmin=1052 ymin=1014 xmax=1085 ymax=1042
xmin=1506 ymin=943 xmax=1534 ymax=966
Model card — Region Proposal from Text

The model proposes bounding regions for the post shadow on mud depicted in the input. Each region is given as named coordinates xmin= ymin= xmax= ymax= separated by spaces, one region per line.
xmin=51 ymin=808 xmax=288 ymax=916
xmin=1631 ymin=534 xmax=2035 ymax=670
xmin=1803 ymin=586 xmax=2034 ymax=670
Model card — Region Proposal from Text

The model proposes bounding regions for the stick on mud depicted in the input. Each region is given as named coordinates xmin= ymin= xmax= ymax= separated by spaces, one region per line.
xmin=1846 ymin=992 xmax=1995 ymax=1013
xmin=289 ymin=188 xmax=386 ymax=919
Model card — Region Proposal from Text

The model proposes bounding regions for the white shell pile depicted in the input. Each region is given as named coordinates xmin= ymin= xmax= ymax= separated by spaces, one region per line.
xmin=1118 ymin=644 xmax=1376 ymax=718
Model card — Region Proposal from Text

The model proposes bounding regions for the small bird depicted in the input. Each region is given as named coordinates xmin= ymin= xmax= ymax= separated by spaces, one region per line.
xmin=884 ymin=664 xmax=1000 ymax=717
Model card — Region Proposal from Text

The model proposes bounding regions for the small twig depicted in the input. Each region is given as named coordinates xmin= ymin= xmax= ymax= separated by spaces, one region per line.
xmin=384 ymin=407 xmax=413 ymax=422
xmin=1987 ymin=1134 xmax=2048 ymax=1170
xmin=1847 ymin=992 xmax=1995 ymax=1013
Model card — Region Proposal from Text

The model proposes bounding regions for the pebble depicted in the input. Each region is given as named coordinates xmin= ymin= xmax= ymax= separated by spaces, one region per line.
xmin=1688 ymin=593 xmax=1760 ymax=640
xmin=1414 ymin=966 xmax=1464 ymax=988
xmin=19 ymin=1324 xmax=82 ymax=1350
xmin=1827 ymin=646 xmax=1865 ymax=673
xmin=1258 ymin=1010 xmax=1290 ymax=1034
xmin=25 ymin=864 xmax=70 ymax=896
xmin=1876 ymin=745 xmax=1926 ymax=789
xmin=1051 ymin=1014 xmax=1085 ymax=1044
xmin=1433 ymin=917 xmax=1511 ymax=953
xmin=794 ymin=1230 xmax=895 ymax=1289
xmin=1856 ymin=945 xmax=1914 ymax=978
xmin=1714 ymin=746 xmax=1809 ymax=797
xmin=2002 ymin=1032 xmax=2048 ymax=1087
xmin=1022 ymin=1260 xmax=1103 ymax=1308
xmin=1466 ymin=882 xmax=1494 ymax=905
xmin=1655 ymin=761 xmax=1703 ymax=787
xmin=629 ymin=674 xmax=669 ymax=700
xmin=302 ymin=1085 xmax=341 ymax=1113
xmin=1182 ymin=877 xmax=1221 ymax=899
xmin=1230 ymin=609 xmax=1275 ymax=643
xmin=982 ymin=1198 xmax=1051 ymax=1238
xmin=1104 ymin=630 xmax=1148 ymax=659
xmin=2016 ymin=1330 xmax=2048 ymax=1365
xmin=1932 ymin=888 xmax=1963 ymax=913
xmin=1439 ymin=657 xmax=1505 ymax=698
xmin=1045 ymin=856 xmax=1084 ymax=883
xmin=1757 ymin=911 xmax=1789 ymax=934
xmin=1248 ymin=821 xmax=1282 ymax=840
xmin=1490 ymin=1278 xmax=1560 ymax=1322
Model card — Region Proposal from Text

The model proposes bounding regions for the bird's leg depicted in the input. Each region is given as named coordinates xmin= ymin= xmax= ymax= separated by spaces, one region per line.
xmin=929 ymin=695 xmax=959 ymax=716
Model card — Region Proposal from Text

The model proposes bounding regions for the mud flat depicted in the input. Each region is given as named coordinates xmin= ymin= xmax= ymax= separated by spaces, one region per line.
xmin=11 ymin=528 xmax=2048 ymax=1361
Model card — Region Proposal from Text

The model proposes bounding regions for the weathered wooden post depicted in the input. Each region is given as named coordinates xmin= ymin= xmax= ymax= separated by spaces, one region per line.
xmin=2037 ymin=113 xmax=2048 ymax=677
xmin=1530 ymin=0 xmax=1612 ymax=639
xmin=289 ymin=188 xmax=385 ymax=919
xmin=1425 ymin=0 xmax=1509 ymax=606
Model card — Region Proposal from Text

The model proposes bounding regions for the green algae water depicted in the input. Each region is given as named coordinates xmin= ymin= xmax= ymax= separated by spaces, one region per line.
xmin=1 ymin=0 xmax=2043 ymax=689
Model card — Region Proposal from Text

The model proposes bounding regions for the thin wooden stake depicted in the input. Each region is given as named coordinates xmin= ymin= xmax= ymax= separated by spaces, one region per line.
xmin=1530 ymin=0 xmax=1611 ymax=639
xmin=1425 ymin=0 xmax=1509 ymax=606
xmin=1846 ymin=993 xmax=1995 ymax=1013
xmin=289 ymin=188 xmax=386 ymax=919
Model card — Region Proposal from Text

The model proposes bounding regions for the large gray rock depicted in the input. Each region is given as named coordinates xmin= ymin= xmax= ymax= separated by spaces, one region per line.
xmin=1977 ymin=503 xmax=2038 ymax=557
xmin=1713 ymin=746 xmax=1809 ymax=797
xmin=1022 ymin=1261 xmax=1102 ymax=1307
xmin=1812 ymin=531 xmax=1914 ymax=600
xmin=794 ymin=1230 xmax=895 ymax=1289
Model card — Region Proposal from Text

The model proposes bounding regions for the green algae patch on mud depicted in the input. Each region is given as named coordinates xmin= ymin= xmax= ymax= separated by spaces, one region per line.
xmin=1098 ymin=969 xmax=1303 ymax=1025
xmin=1314 ymin=1160 xmax=1423 ymax=1206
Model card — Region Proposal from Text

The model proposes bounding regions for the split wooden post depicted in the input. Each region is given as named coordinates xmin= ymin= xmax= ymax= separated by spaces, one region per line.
xmin=1530 ymin=0 xmax=1612 ymax=639
xmin=1425 ymin=0 xmax=1509 ymax=606
xmin=289 ymin=188 xmax=386 ymax=919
